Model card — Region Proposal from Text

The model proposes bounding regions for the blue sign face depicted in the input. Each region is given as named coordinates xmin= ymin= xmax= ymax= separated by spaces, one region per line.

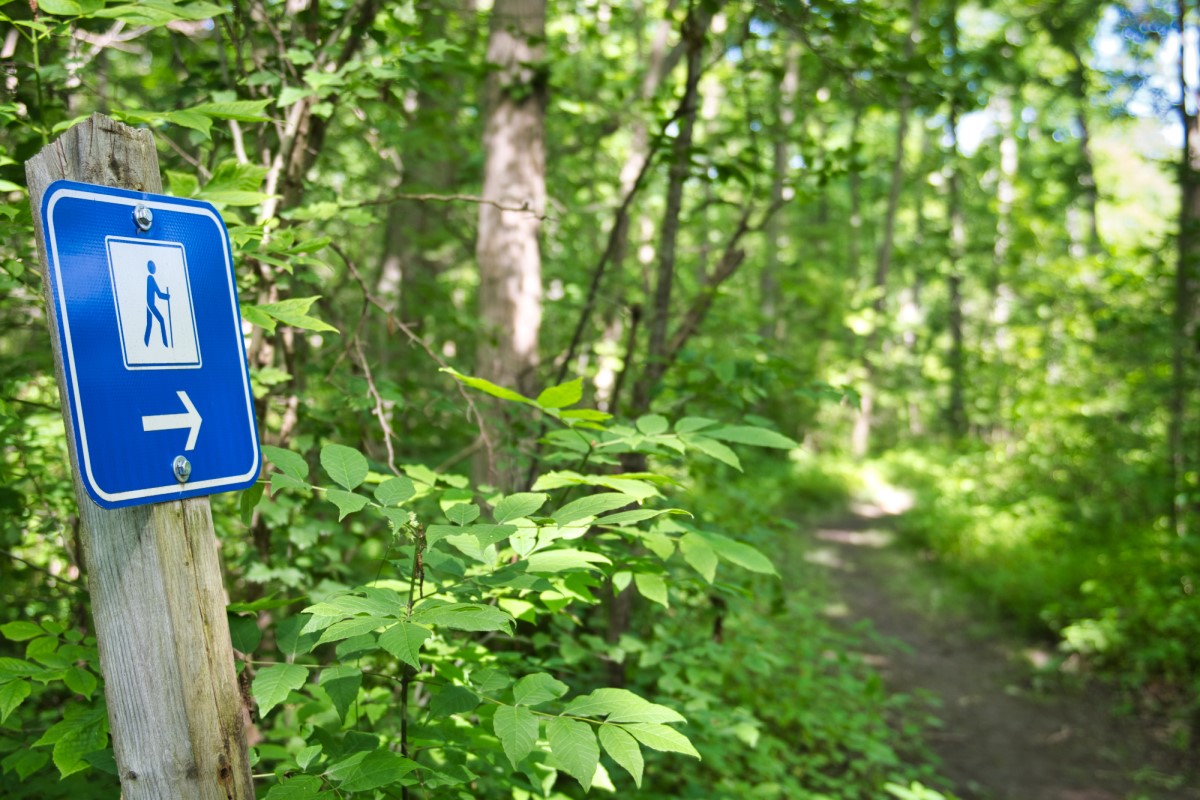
xmin=41 ymin=181 xmax=260 ymax=509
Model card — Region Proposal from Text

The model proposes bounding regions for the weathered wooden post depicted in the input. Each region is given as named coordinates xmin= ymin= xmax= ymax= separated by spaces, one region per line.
xmin=26 ymin=114 xmax=256 ymax=799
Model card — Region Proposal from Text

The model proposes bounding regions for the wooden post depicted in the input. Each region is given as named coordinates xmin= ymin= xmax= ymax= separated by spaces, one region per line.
xmin=26 ymin=114 xmax=255 ymax=800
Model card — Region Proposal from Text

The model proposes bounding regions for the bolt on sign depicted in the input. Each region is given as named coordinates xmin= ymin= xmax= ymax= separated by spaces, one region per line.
xmin=40 ymin=181 xmax=260 ymax=508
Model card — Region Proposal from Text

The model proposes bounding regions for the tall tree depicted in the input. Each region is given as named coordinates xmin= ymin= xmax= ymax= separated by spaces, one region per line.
xmin=945 ymin=0 xmax=968 ymax=440
xmin=851 ymin=0 xmax=920 ymax=457
xmin=474 ymin=0 xmax=548 ymax=489
xmin=1172 ymin=0 xmax=1200 ymax=534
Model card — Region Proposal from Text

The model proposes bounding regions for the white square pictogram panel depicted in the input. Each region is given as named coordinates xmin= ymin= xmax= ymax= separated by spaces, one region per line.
xmin=106 ymin=236 xmax=202 ymax=369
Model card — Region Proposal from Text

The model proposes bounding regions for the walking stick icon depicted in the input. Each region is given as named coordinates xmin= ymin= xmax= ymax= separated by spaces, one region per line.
xmin=165 ymin=291 xmax=174 ymax=349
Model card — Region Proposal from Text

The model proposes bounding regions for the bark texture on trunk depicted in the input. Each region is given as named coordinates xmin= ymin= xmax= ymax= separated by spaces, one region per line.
xmin=474 ymin=0 xmax=548 ymax=490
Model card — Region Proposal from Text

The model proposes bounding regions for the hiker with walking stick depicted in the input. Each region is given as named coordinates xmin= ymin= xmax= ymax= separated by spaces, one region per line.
xmin=143 ymin=259 xmax=171 ymax=348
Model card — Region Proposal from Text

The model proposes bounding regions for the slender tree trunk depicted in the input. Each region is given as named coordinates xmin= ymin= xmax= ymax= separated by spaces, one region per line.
xmin=630 ymin=6 xmax=705 ymax=414
xmin=761 ymin=42 xmax=799 ymax=341
xmin=474 ymin=0 xmax=548 ymax=490
xmin=847 ymin=102 xmax=864 ymax=281
xmin=946 ymin=2 xmax=968 ymax=439
xmin=988 ymin=91 xmax=1017 ymax=437
xmin=851 ymin=0 xmax=919 ymax=457
xmin=1066 ymin=45 xmax=1102 ymax=256
xmin=1171 ymin=2 xmax=1200 ymax=534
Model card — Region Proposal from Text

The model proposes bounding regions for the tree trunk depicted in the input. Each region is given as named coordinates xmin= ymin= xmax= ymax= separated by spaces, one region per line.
xmin=474 ymin=0 xmax=548 ymax=490
xmin=1171 ymin=2 xmax=1200 ymax=534
xmin=1066 ymin=45 xmax=1102 ymax=256
xmin=630 ymin=6 xmax=705 ymax=414
xmin=946 ymin=3 xmax=968 ymax=440
xmin=851 ymin=0 xmax=919 ymax=458
xmin=761 ymin=42 xmax=799 ymax=341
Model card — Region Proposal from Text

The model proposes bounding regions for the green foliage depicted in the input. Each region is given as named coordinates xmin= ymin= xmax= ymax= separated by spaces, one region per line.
xmin=9 ymin=0 xmax=1185 ymax=795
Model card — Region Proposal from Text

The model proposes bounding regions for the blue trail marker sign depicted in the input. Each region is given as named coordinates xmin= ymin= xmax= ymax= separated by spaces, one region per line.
xmin=41 ymin=180 xmax=260 ymax=508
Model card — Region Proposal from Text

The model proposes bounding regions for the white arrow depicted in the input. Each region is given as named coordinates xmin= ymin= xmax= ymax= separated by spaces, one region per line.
xmin=142 ymin=390 xmax=202 ymax=451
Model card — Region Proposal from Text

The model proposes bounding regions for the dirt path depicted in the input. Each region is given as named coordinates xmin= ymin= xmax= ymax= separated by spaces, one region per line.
xmin=810 ymin=507 xmax=1199 ymax=800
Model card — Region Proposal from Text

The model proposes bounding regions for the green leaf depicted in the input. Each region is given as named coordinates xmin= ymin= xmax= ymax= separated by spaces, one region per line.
xmin=554 ymin=493 xmax=638 ymax=525
xmin=0 ymin=621 xmax=42 ymax=641
xmin=536 ymin=378 xmax=583 ymax=409
xmin=430 ymin=685 xmax=479 ymax=717
xmin=471 ymin=667 xmax=513 ymax=694
xmin=680 ymin=532 xmax=718 ymax=582
xmin=674 ymin=416 xmax=717 ymax=433
xmin=36 ymin=0 xmax=82 ymax=14
xmin=241 ymin=303 xmax=277 ymax=333
xmin=636 ymin=414 xmax=669 ymax=435
xmin=197 ymin=159 xmax=270 ymax=205
xmin=546 ymin=717 xmax=599 ymax=791
xmin=446 ymin=502 xmax=480 ymax=525
xmin=37 ymin=705 xmax=108 ymax=778
xmin=412 ymin=602 xmax=514 ymax=633
xmin=320 ymin=665 xmax=361 ymax=720
xmin=81 ymin=748 xmax=118 ymax=776
xmin=163 ymin=110 xmax=213 ymax=138
xmin=634 ymin=573 xmax=669 ymax=607
xmin=563 ymin=688 xmax=685 ymax=724
xmin=599 ymin=725 xmax=643 ymax=788
xmin=321 ymin=444 xmax=368 ymax=490
xmin=258 ymin=297 xmax=339 ymax=333
xmin=252 ymin=663 xmax=308 ymax=717
xmin=189 ymin=99 xmax=272 ymax=121
xmin=264 ymin=774 xmax=332 ymax=800
xmin=240 ymin=481 xmax=266 ymax=526
xmin=263 ymin=445 xmax=308 ymax=480
xmin=0 ymin=658 xmax=39 ymax=680
xmin=593 ymin=508 xmax=672 ymax=526
xmin=377 ymin=622 xmax=431 ymax=670
xmin=63 ymin=667 xmax=97 ymax=699
xmin=513 ymin=672 xmax=568 ymax=707
xmin=329 ymin=749 xmax=420 ymax=792
xmin=0 ymin=679 xmax=30 ymax=724
xmin=375 ymin=476 xmax=416 ymax=507
xmin=684 ymin=435 xmax=742 ymax=470
xmin=303 ymin=588 xmax=403 ymax=618
xmin=704 ymin=425 xmax=798 ymax=449
xmin=560 ymin=408 xmax=612 ymax=423
xmin=326 ymin=489 xmax=368 ymax=520
xmin=166 ymin=169 xmax=200 ymax=197
xmin=2 ymin=747 xmax=48 ymax=781
xmin=624 ymin=722 xmax=700 ymax=758
xmin=525 ymin=548 xmax=612 ymax=573
xmin=493 ymin=705 xmax=539 ymax=768
xmin=493 ymin=492 xmax=548 ymax=523
xmin=699 ymin=531 xmax=778 ymax=576
xmin=316 ymin=616 xmax=381 ymax=646
xmin=278 ymin=85 xmax=315 ymax=108
xmin=296 ymin=745 xmax=322 ymax=770
xmin=441 ymin=368 xmax=537 ymax=406
xmin=272 ymin=472 xmax=309 ymax=493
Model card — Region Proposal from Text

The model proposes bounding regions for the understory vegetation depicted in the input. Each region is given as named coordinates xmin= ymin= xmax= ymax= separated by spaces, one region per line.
xmin=2 ymin=0 xmax=1199 ymax=797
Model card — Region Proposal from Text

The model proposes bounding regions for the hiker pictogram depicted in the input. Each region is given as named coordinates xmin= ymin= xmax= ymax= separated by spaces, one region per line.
xmin=144 ymin=259 xmax=172 ymax=348
xmin=106 ymin=237 xmax=201 ymax=370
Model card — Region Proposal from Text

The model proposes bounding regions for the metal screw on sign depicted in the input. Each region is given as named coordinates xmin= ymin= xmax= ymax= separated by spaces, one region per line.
xmin=133 ymin=203 xmax=153 ymax=231
xmin=173 ymin=455 xmax=191 ymax=483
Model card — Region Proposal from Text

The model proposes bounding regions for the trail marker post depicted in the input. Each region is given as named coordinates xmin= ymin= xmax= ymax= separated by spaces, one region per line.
xmin=26 ymin=114 xmax=257 ymax=800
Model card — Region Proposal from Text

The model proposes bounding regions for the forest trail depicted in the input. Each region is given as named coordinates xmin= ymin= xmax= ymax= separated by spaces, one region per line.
xmin=809 ymin=504 xmax=1200 ymax=800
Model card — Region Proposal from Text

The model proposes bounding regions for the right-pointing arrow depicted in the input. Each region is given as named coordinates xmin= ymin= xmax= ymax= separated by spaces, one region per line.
xmin=142 ymin=390 xmax=202 ymax=451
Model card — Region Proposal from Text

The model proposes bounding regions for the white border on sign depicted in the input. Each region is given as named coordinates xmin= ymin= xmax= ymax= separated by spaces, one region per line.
xmin=46 ymin=186 xmax=259 ymax=505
